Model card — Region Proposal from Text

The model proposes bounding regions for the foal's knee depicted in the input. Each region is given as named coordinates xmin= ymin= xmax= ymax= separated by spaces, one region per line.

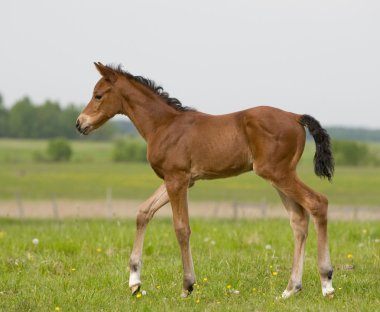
xmin=309 ymin=194 xmax=328 ymax=222
xmin=136 ymin=210 xmax=149 ymax=229
xmin=293 ymin=223 xmax=308 ymax=241
xmin=290 ymin=215 xmax=309 ymax=241
xmin=174 ymin=225 xmax=191 ymax=244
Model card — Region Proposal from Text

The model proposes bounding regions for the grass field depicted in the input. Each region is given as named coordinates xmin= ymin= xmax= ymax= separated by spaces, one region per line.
xmin=0 ymin=218 xmax=379 ymax=311
xmin=1 ymin=139 xmax=380 ymax=206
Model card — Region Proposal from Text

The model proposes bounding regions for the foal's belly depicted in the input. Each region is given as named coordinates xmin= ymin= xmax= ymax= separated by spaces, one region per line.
xmin=189 ymin=133 xmax=253 ymax=180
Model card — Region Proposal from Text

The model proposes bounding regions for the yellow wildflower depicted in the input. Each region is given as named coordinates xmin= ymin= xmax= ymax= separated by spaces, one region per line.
xmin=226 ymin=285 xmax=232 ymax=289
xmin=347 ymin=253 xmax=353 ymax=259
xmin=96 ymin=248 xmax=102 ymax=253
xmin=136 ymin=293 xmax=142 ymax=299
xmin=203 ymin=277 xmax=208 ymax=282
xmin=196 ymin=298 xmax=200 ymax=304
xmin=272 ymin=271 xmax=278 ymax=276
xmin=55 ymin=307 xmax=60 ymax=311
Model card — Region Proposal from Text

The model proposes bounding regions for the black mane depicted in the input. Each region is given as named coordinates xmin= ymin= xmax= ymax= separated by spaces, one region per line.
xmin=107 ymin=64 xmax=196 ymax=112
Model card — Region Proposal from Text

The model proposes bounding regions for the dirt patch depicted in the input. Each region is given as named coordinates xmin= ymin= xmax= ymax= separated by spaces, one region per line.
xmin=1 ymin=200 xmax=379 ymax=220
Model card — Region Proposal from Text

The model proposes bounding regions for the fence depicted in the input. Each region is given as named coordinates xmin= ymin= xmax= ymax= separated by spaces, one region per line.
xmin=1 ymin=191 xmax=380 ymax=221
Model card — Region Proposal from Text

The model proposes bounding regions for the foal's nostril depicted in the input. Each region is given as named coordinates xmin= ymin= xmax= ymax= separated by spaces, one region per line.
xmin=76 ymin=119 xmax=80 ymax=130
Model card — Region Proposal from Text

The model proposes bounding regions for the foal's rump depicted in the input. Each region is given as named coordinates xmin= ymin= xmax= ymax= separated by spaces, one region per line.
xmin=187 ymin=106 xmax=304 ymax=180
xmin=242 ymin=106 xmax=333 ymax=181
xmin=242 ymin=106 xmax=306 ymax=173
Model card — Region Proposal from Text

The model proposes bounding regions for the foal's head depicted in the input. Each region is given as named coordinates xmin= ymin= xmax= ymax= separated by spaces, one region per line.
xmin=76 ymin=62 xmax=123 ymax=135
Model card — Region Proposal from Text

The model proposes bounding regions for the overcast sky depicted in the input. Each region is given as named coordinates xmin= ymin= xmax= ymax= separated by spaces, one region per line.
xmin=1 ymin=0 xmax=379 ymax=128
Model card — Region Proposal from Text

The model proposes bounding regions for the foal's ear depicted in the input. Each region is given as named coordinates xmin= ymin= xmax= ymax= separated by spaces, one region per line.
xmin=94 ymin=62 xmax=118 ymax=84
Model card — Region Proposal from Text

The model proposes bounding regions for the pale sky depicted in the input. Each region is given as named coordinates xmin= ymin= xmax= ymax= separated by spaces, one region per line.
xmin=1 ymin=0 xmax=379 ymax=128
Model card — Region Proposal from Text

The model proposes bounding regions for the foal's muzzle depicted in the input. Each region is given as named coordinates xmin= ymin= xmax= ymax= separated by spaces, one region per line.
xmin=76 ymin=115 xmax=92 ymax=135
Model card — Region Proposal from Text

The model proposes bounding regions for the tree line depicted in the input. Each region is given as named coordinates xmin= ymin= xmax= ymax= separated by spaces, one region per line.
xmin=327 ymin=127 xmax=380 ymax=142
xmin=1 ymin=94 xmax=380 ymax=141
xmin=0 ymin=95 xmax=119 ymax=140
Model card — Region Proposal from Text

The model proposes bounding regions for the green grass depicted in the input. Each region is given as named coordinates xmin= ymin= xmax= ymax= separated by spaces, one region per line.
xmin=0 ymin=139 xmax=113 ymax=163
xmin=0 ymin=218 xmax=379 ymax=311
xmin=1 ymin=139 xmax=380 ymax=206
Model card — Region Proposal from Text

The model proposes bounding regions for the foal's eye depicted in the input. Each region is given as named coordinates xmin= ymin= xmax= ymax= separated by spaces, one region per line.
xmin=95 ymin=95 xmax=102 ymax=100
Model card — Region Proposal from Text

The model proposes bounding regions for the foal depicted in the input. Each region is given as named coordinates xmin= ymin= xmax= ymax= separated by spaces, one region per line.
xmin=76 ymin=62 xmax=335 ymax=298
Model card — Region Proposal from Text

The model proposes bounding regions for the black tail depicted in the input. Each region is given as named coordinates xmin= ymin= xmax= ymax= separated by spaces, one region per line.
xmin=299 ymin=115 xmax=334 ymax=181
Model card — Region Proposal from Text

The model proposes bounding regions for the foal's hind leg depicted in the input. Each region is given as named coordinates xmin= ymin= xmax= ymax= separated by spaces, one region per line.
xmin=129 ymin=184 xmax=169 ymax=294
xmin=277 ymin=190 xmax=310 ymax=299
xmin=274 ymin=176 xmax=334 ymax=297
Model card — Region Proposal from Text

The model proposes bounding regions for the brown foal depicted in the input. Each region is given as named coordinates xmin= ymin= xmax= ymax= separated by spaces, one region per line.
xmin=76 ymin=62 xmax=335 ymax=298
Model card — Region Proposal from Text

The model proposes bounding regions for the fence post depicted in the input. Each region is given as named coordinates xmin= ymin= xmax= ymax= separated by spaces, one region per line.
xmin=353 ymin=207 xmax=358 ymax=220
xmin=213 ymin=202 xmax=220 ymax=218
xmin=106 ymin=187 xmax=113 ymax=219
xmin=233 ymin=202 xmax=238 ymax=220
xmin=16 ymin=192 xmax=24 ymax=220
xmin=52 ymin=194 xmax=59 ymax=220
xmin=260 ymin=199 xmax=267 ymax=218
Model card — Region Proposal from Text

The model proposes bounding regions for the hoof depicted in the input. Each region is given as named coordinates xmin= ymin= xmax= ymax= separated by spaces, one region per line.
xmin=322 ymin=287 xmax=335 ymax=298
xmin=281 ymin=286 xmax=302 ymax=299
xmin=181 ymin=290 xmax=191 ymax=298
xmin=180 ymin=285 xmax=194 ymax=298
xmin=322 ymin=280 xmax=335 ymax=298
xmin=130 ymin=284 xmax=141 ymax=295
xmin=180 ymin=279 xmax=195 ymax=298
xmin=281 ymin=290 xmax=292 ymax=299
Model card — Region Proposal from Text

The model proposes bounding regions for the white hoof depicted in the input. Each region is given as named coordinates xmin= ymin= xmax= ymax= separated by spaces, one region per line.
xmin=129 ymin=272 xmax=141 ymax=288
xmin=181 ymin=290 xmax=191 ymax=298
xmin=322 ymin=280 xmax=335 ymax=297
xmin=322 ymin=286 xmax=335 ymax=298
xmin=130 ymin=284 xmax=141 ymax=295
xmin=281 ymin=289 xmax=294 ymax=299
xmin=281 ymin=285 xmax=301 ymax=299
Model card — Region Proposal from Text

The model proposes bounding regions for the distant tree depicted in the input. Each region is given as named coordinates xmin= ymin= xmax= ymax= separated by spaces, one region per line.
xmin=113 ymin=138 xmax=147 ymax=162
xmin=328 ymin=127 xmax=380 ymax=142
xmin=0 ymin=94 xmax=9 ymax=136
xmin=47 ymin=138 xmax=72 ymax=162
xmin=0 ymin=94 xmax=137 ymax=140
xmin=60 ymin=104 xmax=81 ymax=139
xmin=35 ymin=100 xmax=62 ymax=138
xmin=90 ymin=121 xmax=119 ymax=140
xmin=332 ymin=140 xmax=378 ymax=166
xmin=8 ymin=97 xmax=37 ymax=138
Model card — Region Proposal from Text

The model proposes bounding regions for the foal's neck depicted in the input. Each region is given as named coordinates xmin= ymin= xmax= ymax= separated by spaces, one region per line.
xmin=119 ymin=78 xmax=178 ymax=141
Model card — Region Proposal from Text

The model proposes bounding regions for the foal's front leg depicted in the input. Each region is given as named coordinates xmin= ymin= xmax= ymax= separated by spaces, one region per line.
xmin=129 ymin=184 xmax=169 ymax=294
xmin=165 ymin=174 xmax=196 ymax=297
